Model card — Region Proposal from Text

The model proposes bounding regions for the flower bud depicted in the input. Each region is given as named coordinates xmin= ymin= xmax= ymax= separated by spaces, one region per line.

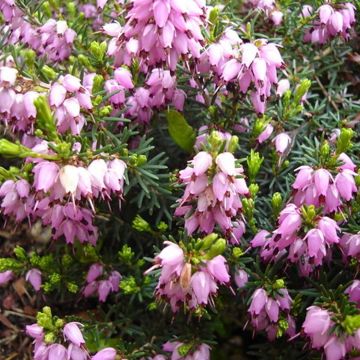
xmin=294 ymin=79 xmax=311 ymax=104
xmin=200 ymin=233 xmax=218 ymax=250
xmin=180 ymin=263 xmax=192 ymax=290
xmin=206 ymin=238 xmax=226 ymax=259
xmin=247 ymin=150 xmax=263 ymax=182
xmin=34 ymin=96 xmax=59 ymax=142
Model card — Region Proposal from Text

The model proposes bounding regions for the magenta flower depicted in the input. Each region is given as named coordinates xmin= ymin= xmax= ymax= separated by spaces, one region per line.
xmin=252 ymin=204 xmax=340 ymax=275
xmin=248 ymin=287 xmax=294 ymax=340
xmin=292 ymin=153 xmax=357 ymax=213
xmin=105 ymin=0 xmax=206 ymax=70
xmin=304 ymin=3 xmax=356 ymax=44
xmin=175 ymin=131 xmax=248 ymax=244
xmin=86 ymin=264 xmax=104 ymax=283
xmin=163 ymin=341 xmax=211 ymax=360
xmin=150 ymin=241 xmax=230 ymax=312
xmin=345 ymin=280 xmax=360 ymax=308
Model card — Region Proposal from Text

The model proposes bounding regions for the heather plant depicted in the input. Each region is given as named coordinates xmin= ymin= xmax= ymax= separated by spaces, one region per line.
xmin=0 ymin=0 xmax=359 ymax=359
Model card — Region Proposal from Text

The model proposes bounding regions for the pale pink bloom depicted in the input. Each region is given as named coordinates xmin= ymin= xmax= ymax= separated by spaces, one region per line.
xmin=206 ymin=255 xmax=230 ymax=283
xmin=59 ymin=165 xmax=79 ymax=194
xmin=276 ymin=79 xmax=290 ymax=96
xmin=301 ymin=5 xmax=313 ymax=17
xmin=26 ymin=324 xmax=44 ymax=339
xmin=63 ymin=322 xmax=85 ymax=347
xmin=0 ymin=66 xmax=18 ymax=86
xmin=216 ymin=152 xmax=236 ymax=176
xmin=234 ymin=269 xmax=248 ymax=288
xmin=314 ymin=169 xmax=330 ymax=196
xmin=26 ymin=269 xmax=42 ymax=291
xmin=273 ymin=133 xmax=291 ymax=154
xmin=0 ymin=270 xmax=13 ymax=285
xmin=33 ymin=161 xmax=60 ymax=192
xmin=257 ymin=124 xmax=273 ymax=144
xmin=92 ymin=348 xmax=116 ymax=360
xmin=270 ymin=10 xmax=283 ymax=26
xmin=193 ymin=151 xmax=213 ymax=176
xmin=48 ymin=344 xmax=67 ymax=360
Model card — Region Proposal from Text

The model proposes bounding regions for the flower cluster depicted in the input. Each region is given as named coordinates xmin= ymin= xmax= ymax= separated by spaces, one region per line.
xmin=26 ymin=320 xmax=116 ymax=360
xmin=292 ymin=153 xmax=357 ymax=213
xmin=248 ymin=286 xmax=295 ymax=340
xmin=105 ymin=0 xmax=206 ymax=71
xmin=83 ymin=263 xmax=121 ymax=302
xmin=0 ymin=155 xmax=126 ymax=245
xmin=303 ymin=3 xmax=356 ymax=44
xmin=303 ymin=305 xmax=360 ymax=360
xmin=0 ymin=66 xmax=39 ymax=132
xmin=252 ymin=204 xmax=340 ymax=275
xmin=161 ymin=341 xmax=211 ymax=360
xmin=246 ymin=0 xmax=283 ymax=26
xmin=199 ymin=34 xmax=285 ymax=113
xmin=125 ymin=68 xmax=186 ymax=124
xmin=50 ymin=74 xmax=93 ymax=135
xmin=148 ymin=239 xmax=230 ymax=312
xmin=1 ymin=1 xmax=76 ymax=63
xmin=37 ymin=20 xmax=76 ymax=61
xmin=175 ymin=131 xmax=249 ymax=243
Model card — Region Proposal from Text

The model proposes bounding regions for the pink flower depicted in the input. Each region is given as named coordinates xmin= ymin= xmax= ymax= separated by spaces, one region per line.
xmin=303 ymin=306 xmax=332 ymax=346
xmin=257 ymin=124 xmax=274 ymax=144
xmin=304 ymin=3 xmax=356 ymax=44
xmin=48 ymin=344 xmax=67 ymax=360
xmin=248 ymin=287 xmax=293 ymax=340
xmin=63 ymin=322 xmax=85 ymax=347
xmin=345 ymin=280 xmax=360 ymax=308
xmin=86 ymin=264 xmax=104 ymax=283
xmin=114 ymin=67 xmax=134 ymax=89
xmin=324 ymin=337 xmax=346 ymax=360
xmin=92 ymin=348 xmax=117 ymax=360
xmin=249 ymin=288 xmax=268 ymax=315
xmin=276 ymin=79 xmax=290 ymax=96
xmin=26 ymin=324 xmax=44 ymax=339
xmin=270 ymin=10 xmax=283 ymax=26
xmin=105 ymin=0 xmax=205 ymax=70
xmin=156 ymin=241 xmax=184 ymax=266
xmin=98 ymin=280 xmax=113 ymax=302
xmin=26 ymin=269 xmax=42 ymax=291
xmin=234 ymin=269 xmax=248 ymax=288
xmin=33 ymin=161 xmax=59 ymax=192
xmin=273 ymin=133 xmax=291 ymax=154
xmin=176 ymin=130 xmax=248 ymax=243
xmin=0 ymin=270 xmax=13 ymax=285
xmin=206 ymin=255 xmax=230 ymax=283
